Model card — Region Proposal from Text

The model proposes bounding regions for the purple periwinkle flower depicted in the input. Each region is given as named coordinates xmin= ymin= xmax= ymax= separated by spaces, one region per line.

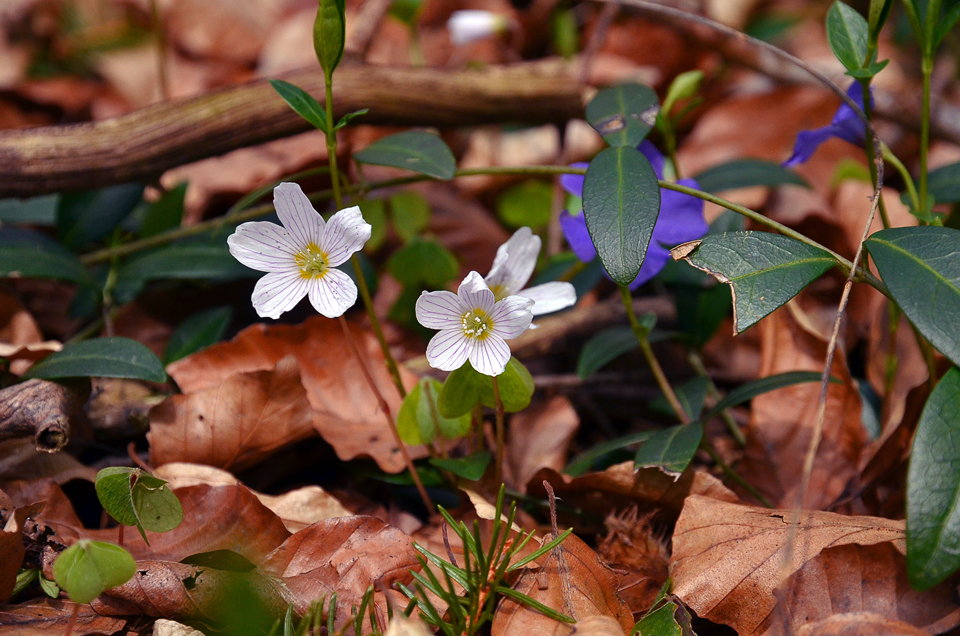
xmin=783 ymin=82 xmax=871 ymax=167
xmin=559 ymin=141 xmax=708 ymax=289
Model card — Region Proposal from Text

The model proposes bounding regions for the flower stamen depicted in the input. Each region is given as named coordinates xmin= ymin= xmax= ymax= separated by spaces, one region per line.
xmin=295 ymin=242 xmax=329 ymax=279
xmin=461 ymin=309 xmax=494 ymax=340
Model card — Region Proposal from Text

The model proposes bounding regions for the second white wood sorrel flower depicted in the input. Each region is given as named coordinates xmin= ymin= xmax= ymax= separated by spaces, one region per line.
xmin=485 ymin=227 xmax=576 ymax=316
xmin=416 ymin=271 xmax=533 ymax=376
xmin=227 ymin=182 xmax=371 ymax=319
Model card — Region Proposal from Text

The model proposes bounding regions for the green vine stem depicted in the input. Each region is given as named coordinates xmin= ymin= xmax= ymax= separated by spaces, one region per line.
xmin=882 ymin=144 xmax=921 ymax=214
xmin=687 ymin=351 xmax=746 ymax=446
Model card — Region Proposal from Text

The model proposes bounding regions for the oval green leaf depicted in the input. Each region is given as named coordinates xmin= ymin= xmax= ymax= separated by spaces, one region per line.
xmin=387 ymin=238 xmax=458 ymax=288
xmin=672 ymin=231 xmax=834 ymax=334
xmin=164 ymin=306 xmax=233 ymax=365
xmin=865 ymin=227 xmax=960 ymax=367
xmin=634 ymin=421 xmax=704 ymax=480
xmin=24 ymin=336 xmax=167 ymax=383
xmin=437 ymin=357 xmax=534 ymax=418
xmin=429 ymin=452 xmax=490 ymax=481
xmin=576 ymin=326 xmax=639 ymax=380
xmin=96 ymin=467 xmax=183 ymax=543
xmin=907 ymin=366 xmax=960 ymax=590
xmin=826 ymin=1 xmax=869 ymax=72
xmin=928 ymin=161 xmax=960 ymax=204
xmin=353 ymin=131 xmax=456 ymax=180
xmin=0 ymin=241 xmax=92 ymax=285
xmin=704 ymin=371 xmax=826 ymax=421
xmin=314 ymin=0 xmax=345 ymax=76
xmin=635 ymin=601 xmax=683 ymax=636
xmin=584 ymin=83 xmax=659 ymax=147
xmin=496 ymin=180 xmax=552 ymax=230
xmin=269 ymin=79 xmax=327 ymax=133
xmin=58 ymin=183 xmax=145 ymax=249
xmin=582 ymin=146 xmax=661 ymax=286
xmin=397 ymin=378 xmax=471 ymax=445
xmin=53 ymin=540 xmax=136 ymax=604
xmin=692 ymin=159 xmax=810 ymax=193
xmin=138 ymin=182 xmax=186 ymax=238
xmin=117 ymin=242 xmax=256 ymax=285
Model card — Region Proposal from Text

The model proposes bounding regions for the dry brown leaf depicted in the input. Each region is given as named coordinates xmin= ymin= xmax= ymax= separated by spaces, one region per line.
xmin=670 ymin=495 xmax=912 ymax=636
xmin=597 ymin=508 xmax=669 ymax=617
xmin=0 ymin=439 xmax=95 ymax=484
xmin=164 ymin=317 xmax=421 ymax=472
xmin=572 ymin=616 xmax=628 ymax=636
xmin=383 ymin=614 xmax=434 ymax=636
xmin=149 ymin=355 xmax=316 ymax=471
xmin=739 ymin=306 xmax=867 ymax=509
xmin=491 ymin=532 xmax=634 ymax=636
xmin=508 ymin=396 xmax=579 ymax=492
xmin=794 ymin=613 xmax=931 ymax=636
xmin=152 ymin=618 xmax=205 ymax=636
xmin=0 ymin=598 xmax=139 ymax=635
xmin=0 ymin=503 xmax=25 ymax=602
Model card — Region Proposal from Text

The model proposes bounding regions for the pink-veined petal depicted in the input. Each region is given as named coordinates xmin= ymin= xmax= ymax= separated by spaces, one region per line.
xmin=416 ymin=290 xmax=465 ymax=330
xmin=227 ymin=222 xmax=299 ymax=272
xmin=320 ymin=206 xmax=371 ymax=266
xmin=485 ymin=227 xmax=540 ymax=299
xmin=489 ymin=295 xmax=534 ymax=340
xmin=251 ymin=271 xmax=309 ymax=319
xmin=426 ymin=329 xmax=471 ymax=372
xmin=307 ymin=268 xmax=358 ymax=318
xmin=517 ymin=281 xmax=576 ymax=316
xmin=457 ymin=271 xmax=495 ymax=314
xmin=469 ymin=335 xmax=510 ymax=376
xmin=274 ymin=182 xmax=324 ymax=248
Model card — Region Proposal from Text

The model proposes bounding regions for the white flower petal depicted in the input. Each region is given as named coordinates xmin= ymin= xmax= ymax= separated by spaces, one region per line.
xmin=426 ymin=329 xmax=471 ymax=372
xmin=251 ymin=271 xmax=309 ymax=319
xmin=320 ymin=205 xmax=371 ymax=266
xmin=227 ymin=222 xmax=299 ymax=272
xmin=485 ymin=227 xmax=540 ymax=299
xmin=274 ymin=182 xmax=324 ymax=248
xmin=469 ymin=335 xmax=510 ymax=376
xmin=517 ymin=281 xmax=577 ymax=316
xmin=307 ymin=268 xmax=358 ymax=318
xmin=489 ymin=295 xmax=534 ymax=340
xmin=416 ymin=290 xmax=464 ymax=330
xmin=447 ymin=10 xmax=503 ymax=45
xmin=457 ymin=271 xmax=495 ymax=314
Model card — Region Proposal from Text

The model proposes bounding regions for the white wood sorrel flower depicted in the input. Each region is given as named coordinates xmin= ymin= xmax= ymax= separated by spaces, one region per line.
xmin=485 ymin=227 xmax=576 ymax=316
xmin=416 ymin=271 xmax=533 ymax=376
xmin=227 ymin=182 xmax=371 ymax=319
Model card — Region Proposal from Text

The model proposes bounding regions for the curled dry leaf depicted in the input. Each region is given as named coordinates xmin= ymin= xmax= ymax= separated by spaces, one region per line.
xmin=491 ymin=532 xmax=634 ymax=636
xmin=0 ymin=500 xmax=26 ymax=603
xmin=0 ymin=598 xmax=136 ymax=636
xmin=0 ymin=439 xmax=95 ymax=484
xmin=149 ymin=355 xmax=315 ymax=471
xmin=571 ymin=616 xmax=628 ymax=636
xmin=670 ymin=495 xmax=960 ymax=636
xmin=794 ymin=613 xmax=931 ymax=636
xmin=508 ymin=396 xmax=579 ymax=492
xmin=597 ymin=508 xmax=669 ymax=617
xmin=164 ymin=317 xmax=421 ymax=472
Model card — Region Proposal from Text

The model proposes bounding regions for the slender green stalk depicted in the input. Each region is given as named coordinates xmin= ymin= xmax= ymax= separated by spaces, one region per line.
xmin=619 ymin=285 xmax=688 ymax=424
xmin=687 ymin=351 xmax=746 ymax=446
xmin=492 ymin=376 xmax=506 ymax=484
xmin=882 ymin=144 xmax=921 ymax=214
xmin=919 ymin=55 xmax=933 ymax=217
xmin=857 ymin=78 xmax=891 ymax=229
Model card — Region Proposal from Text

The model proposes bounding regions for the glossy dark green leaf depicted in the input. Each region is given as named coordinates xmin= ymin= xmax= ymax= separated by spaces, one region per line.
xmin=117 ymin=242 xmax=256 ymax=285
xmin=139 ymin=182 xmax=186 ymax=238
xmin=634 ymin=602 xmax=682 ymax=636
xmin=674 ymin=283 xmax=731 ymax=349
xmin=313 ymin=0 xmax=345 ymax=76
xmin=704 ymin=371 xmax=826 ymax=420
xmin=58 ymin=183 xmax=145 ymax=249
xmin=53 ymin=540 xmax=136 ymax=604
xmin=582 ymin=146 xmax=661 ymax=285
xmin=866 ymin=227 xmax=960 ymax=367
xmin=928 ymin=161 xmax=960 ymax=204
xmin=496 ymin=180 xmax=552 ymax=230
xmin=353 ymin=131 xmax=456 ymax=180
xmin=387 ymin=238 xmax=458 ymax=288
xmin=437 ymin=357 xmax=533 ymax=418
xmin=389 ymin=191 xmax=431 ymax=242
xmin=673 ymin=231 xmax=834 ymax=334
xmin=0 ymin=194 xmax=58 ymax=225
xmin=95 ymin=467 xmax=183 ymax=543
xmin=827 ymin=1 xmax=869 ymax=72
xmin=164 ymin=306 xmax=233 ymax=364
xmin=0 ymin=239 xmax=92 ymax=285
xmin=429 ymin=452 xmax=490 ymax=481
xmin=577 ymin=326 xmax=639 ymax=379
xmin=397 ymin=377 xmax=470 ymax=445
xmin=650 ymin=377 xmax=709 ymax=421
xmin=565 ymin=431 xmax=654 ymax=477
xmin=907 ymin=367 xmax=960 ymax=590
xmin=634 ymin=421 xmax=703 ymax=479
xmin=269 ymin=79 xmax=327 ymax=133
xmin=584 ymin=83 xmax=659 ymax=147
xmin=24 ymin=337 xmax=167 ymax=382
xmin=334 ymin=108 xmax=368 ymax=130
xmin=692 ymin=159 xmax=810 ymax=193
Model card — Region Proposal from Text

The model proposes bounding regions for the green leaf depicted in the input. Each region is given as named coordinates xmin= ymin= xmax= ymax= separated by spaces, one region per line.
xmin=0 ymin=239 xmax=92 ymax=285
xmin=58 ymin=183 xmax=145 ymax=249
xmin=584 ymin=83 xmax=659 ymax=147
xmin=353 ymin=131 xmax=456 ymax=180
xmin=577 ymin=324 xmax=653 ymax=379
xmin=38 ymin=574 xmax=59 ymax=598
xmin=139 ymin=182 xmax=186 ymax=238
xmin=582 ymin=146 xmax=661 ymax=286
xmin=633 ymin=601 xmax=682 ymax=636
xmin=53 ymin=540 xmax=136 ymax=604
xmin=704 ymin=371 xmax=826 ymax=420
xmin=437 ymin=358 xmax=534 ymax=418
xmin=865 ymin=227 xmax=960 ymax=367
xmin=387 ymin=238 xmax=458 ymax=288
xmin=868 ymin=0 xmax=894 ymax=42
xmin=0 ymin=194 xmax=58 ymax=225
xmin=661 ymin=70 xmax=704 ymax=118
xmin=164 ymin=306 xmax=233 ymax=365
xmin=24 ymin=337 xmax=167 ymax=383
xmin=429 ymin=452 xmax=490 ymax=481
xmin=674 ymin=283 xmax=731 ymax=349
xmin=496 ymin=181 xmax=552 ymax=230
xmin=95 ymin=467 xmax=183 ymax=543
xmin=826 ymin=1 xmax=869 ymax=72
xmin=359 ymin=199 xmax=387 ymax=251
xmin=334 ymin=108 xmax=369 ymax=130
xmin=397 ymin=378 xmax=470 ymax=445
xmin=907 ymin=367 xmax=960 ymax=590
xmin=928 ymin=161 xmax=960 ymax=204
xmin=389 ymin=191 xmax=431 ymax=242
xmin=117 ymin=242 xmax=257 ymax=285
xmin=693 ymin=159 xmax=810 ymax=193
xmin=565 ymin=431 xmax=654 ymax=477
xmin=269 ymin=79 xmax=327 ymax=133
xmin=649 ymin=377 xmax=709 ymax=421
xmin=313 ymin=0 xmax=345 ymax=77
xmin=673 ymin=231 xmax=834 ymax=334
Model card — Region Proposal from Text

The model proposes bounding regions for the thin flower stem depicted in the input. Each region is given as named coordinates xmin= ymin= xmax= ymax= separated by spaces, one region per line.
xmin=920 ymin=56 xmax=933 ymax=216
xmin=619 ymin=285 xmax=688 ymax=425
xmin=492 ymin=376 xmax=506 ymax=485
xmin=337 ymin=316 xmax=433 ymax=511
xmin=858 ymin=78 xmax=891 ymax=229
xmin=700 ymin=440 xmax=772 ymax=508
xmin=882 ymin=144 xmax=921 ymax=214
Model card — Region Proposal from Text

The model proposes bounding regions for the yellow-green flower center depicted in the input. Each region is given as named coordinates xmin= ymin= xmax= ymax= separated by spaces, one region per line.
xmin=461 ymin=308 xmax=494 ymax=341
xmin=295 ymin=242 xmax=329 ymax=279
xmin=488 ymin=283 xmax=506 ymax=301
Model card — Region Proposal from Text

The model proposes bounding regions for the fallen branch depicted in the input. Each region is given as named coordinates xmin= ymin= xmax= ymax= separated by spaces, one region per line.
xmin=0 ymin=378 xmax=90 ymax=452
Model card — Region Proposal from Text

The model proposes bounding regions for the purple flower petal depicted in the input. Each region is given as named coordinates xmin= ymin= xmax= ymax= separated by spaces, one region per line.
xmin=559 ymin=210 xmax=597 ymax=262
xmin=638 ymin=140 xmax=666 ymax=179
xmin=784 ymin=83 xmax=872 ymax=167
xmin=559 ymin=163 xmax=589 ymax=198
xmin=652 ymin=178 xmax=709 ymax=246
xmin=628 ymin=243 xmax=672 ymax=289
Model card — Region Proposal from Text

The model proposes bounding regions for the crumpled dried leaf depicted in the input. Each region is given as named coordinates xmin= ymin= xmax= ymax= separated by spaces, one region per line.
xmin=597 ymin=508 xmax=669 ymax=617
xmin=149 ymin=355 xmax=316 ymax=471
xmin=491 ymin=532 xmax=634 ymax=636
xmin=0 ymin=598 xmax=138 ymax=636
xmin=0 ymin=500 xmax=26 ymax=602
xmin=164 ymin=317 xmax=421 ymax=472
xmin=0 ymin=439 xmax=95 ymax=484
xmin=153 ymin=618 xmax=205 ymax=636
xmin=794 ymin=613 xmax=930 ymax=636
xmin=508 ymin=396 xmax=579 ymax=492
